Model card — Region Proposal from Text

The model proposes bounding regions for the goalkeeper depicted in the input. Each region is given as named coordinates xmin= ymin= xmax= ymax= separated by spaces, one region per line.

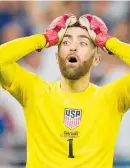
xmin=0 ymin=13 xmax=130 ymax=168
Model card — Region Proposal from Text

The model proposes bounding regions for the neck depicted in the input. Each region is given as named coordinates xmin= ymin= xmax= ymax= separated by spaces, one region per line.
xmin=60 ymin=72 xmax=90 ymax=93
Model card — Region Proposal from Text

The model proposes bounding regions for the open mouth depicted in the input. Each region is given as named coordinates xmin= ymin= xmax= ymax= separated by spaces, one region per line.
xmin=68 ymin=56 xmax=78 ymax=63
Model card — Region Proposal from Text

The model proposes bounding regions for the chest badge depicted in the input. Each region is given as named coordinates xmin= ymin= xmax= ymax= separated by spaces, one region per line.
xmin=64 ymin=108 xmax=82 ymax=129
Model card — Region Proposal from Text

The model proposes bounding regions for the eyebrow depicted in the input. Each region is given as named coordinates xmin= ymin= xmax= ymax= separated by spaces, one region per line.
xmin=63 ymin=34 xmax=72 ymax=38
xmin=63 ymin=34 xmax=90 ymax=41
xmin=78 ymin=35 xmax=90 ymax=40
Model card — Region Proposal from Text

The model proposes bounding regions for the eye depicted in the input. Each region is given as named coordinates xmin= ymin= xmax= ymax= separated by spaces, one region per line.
xmin=62 ymin=41 xmax=70 ymax=45
xmin=79 ymin=42 xmax=88 ymax=46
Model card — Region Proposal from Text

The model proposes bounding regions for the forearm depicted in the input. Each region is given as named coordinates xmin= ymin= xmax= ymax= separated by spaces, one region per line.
xmin=106 ymin=38 xmax=130 ymax=65
xmin=0 ymin=34 xmax=46 ymax=65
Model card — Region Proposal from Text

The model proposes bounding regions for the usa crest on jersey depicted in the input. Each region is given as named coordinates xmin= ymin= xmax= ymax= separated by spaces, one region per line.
xmin=64 ymin=108 xmax=82 ymax=129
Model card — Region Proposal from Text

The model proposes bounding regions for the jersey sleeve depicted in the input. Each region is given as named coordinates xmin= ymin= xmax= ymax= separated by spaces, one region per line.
xmin=1 ymin=63 xmax=37 ymax=106
xmin=104 ymin=38 xmax=130 ymax=113
xmin=106 ymin=37 xmax=130 ymax=65
xmin=106 ymin=74 xmax=130 ymax=113
xmin=0 ymin=34 xmax=46 ymax=106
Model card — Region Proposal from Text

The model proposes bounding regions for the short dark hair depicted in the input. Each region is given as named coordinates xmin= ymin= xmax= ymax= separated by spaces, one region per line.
xmin=68 ymin=21 xmax=81 ymax=28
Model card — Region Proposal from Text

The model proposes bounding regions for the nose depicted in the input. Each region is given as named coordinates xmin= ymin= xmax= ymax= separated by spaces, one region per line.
xmin=70 ymin=42 xmax=77 ymax=52
xmin=70 ymin=39 xmax=78 ymax=52
xmin=70 ymin=40 xmax=78 ymax=52
xmin=70 ymin=48 xmax=77 ymax=51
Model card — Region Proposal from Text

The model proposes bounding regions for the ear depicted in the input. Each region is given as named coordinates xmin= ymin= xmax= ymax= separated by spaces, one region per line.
xmin=92 ymin=54 xmax=101 ymax=67
xmin=56 ymin=52 xmax=59 ymax=64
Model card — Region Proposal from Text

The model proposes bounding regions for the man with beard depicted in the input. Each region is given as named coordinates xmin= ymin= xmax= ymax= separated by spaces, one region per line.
xmin=0 ymin=13 xmax=130 ymax=168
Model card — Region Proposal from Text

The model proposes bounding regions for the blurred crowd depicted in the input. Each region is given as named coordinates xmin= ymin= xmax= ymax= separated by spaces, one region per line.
xmin=0 ymin=1 xmax=130 ymax=168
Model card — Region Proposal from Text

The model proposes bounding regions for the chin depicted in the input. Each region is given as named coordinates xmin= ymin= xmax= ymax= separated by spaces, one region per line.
xmin=60 ymin=63 xmax=90 ymax=80
xmin=63 ymin=72 xmax=83 ymax=80
xmin=65 ymin=76 xmax=80 ymax=80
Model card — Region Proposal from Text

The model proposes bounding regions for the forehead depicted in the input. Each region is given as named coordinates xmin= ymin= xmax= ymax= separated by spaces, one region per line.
xmin=65 ymin=27 xmax=90 ymax=38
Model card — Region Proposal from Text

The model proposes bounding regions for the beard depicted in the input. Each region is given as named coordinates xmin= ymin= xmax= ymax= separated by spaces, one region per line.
xmin=58 ymin=55 xmax=94 ymax=80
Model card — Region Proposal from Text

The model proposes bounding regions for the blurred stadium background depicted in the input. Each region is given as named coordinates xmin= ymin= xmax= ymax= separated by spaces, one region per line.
xmin=0 ymin=1 xmax=130 ymax=168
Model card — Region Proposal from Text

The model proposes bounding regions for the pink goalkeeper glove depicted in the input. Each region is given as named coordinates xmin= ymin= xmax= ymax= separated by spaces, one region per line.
xmin=79 ymin=14 xmax=112 ymax=53
xmin=44 ymin=13 xmax=77 ymax=47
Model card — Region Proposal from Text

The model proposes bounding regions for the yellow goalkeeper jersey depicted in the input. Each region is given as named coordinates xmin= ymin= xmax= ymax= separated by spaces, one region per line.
xmin=0 ymin=34 xmax=130 ymax=168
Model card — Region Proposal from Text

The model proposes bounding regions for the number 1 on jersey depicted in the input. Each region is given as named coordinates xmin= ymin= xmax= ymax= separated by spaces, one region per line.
xmin=67 ymin=139 xmax=74 ymax=158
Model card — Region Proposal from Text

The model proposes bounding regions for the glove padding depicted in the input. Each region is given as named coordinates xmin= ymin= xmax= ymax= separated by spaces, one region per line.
xmin=44 ymin=13 xmax=77 ymax=47
xmin=79 ymin=14 xmax=112 ymax=53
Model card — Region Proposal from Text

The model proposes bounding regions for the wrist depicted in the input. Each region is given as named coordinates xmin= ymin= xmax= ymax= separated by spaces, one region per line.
xmin=35 ymin=34 xmax=47 ymax=48
xmin=105 ymin=37 xmax=118 ymax=47
xmin=105 ymin=36 xmax=116 ymax=55
xmin=35 ymin=34 xmax=47 ymax=52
